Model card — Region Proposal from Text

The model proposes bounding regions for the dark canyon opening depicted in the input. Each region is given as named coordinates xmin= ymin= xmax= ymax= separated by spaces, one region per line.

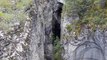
xmin=52 ymin=2 xmax=63 ymax=60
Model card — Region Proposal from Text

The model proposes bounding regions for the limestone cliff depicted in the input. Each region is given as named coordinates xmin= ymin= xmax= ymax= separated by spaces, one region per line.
xmin=61 ymin=0 xmax=107 ymax=60
xmin=1 ymin=0 xmax=107 ymax=60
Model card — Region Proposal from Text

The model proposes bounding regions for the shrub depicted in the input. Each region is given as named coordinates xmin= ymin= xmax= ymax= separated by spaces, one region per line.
xmin=52 ymin=35 xmax=62 ymax=60
xmin=63 ymin=0 xmax=107 ymax=34
xmin=0 ymin=0 xmax=32 ymax=32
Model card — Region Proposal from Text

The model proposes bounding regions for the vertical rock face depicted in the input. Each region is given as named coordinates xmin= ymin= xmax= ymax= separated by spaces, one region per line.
xmin=0 ymin=0 xmax=63 ymax=60
xmin=29 ymin=0 xmax=57 ymax=60
xmin=62 ymin=27 xmax=107 ymax=60
xmin=61 ymin=3 xmax=107 ymax=60
xmin=0 ymin=1 xmax=62 ymax=60
xmin=61 ymin=15 xmax=78 ymax=60
xmin=61 ymin=15 xmax=107 ymax=60
xmin=3 ymin=0 xmax=107 ymax=60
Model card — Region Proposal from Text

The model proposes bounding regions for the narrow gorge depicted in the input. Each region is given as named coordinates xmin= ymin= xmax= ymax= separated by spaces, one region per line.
xmin=0 ymin=0 xmax=107 ymax=60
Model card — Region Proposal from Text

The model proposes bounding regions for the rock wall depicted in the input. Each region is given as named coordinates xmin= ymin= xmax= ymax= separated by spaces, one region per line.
xmin=29 ymin=0 xmax=57 ymax=60
xmin=0 ymin=0 xmax=58 ymax=60
xmin=0 ymin=20 xmax=31 ymax=60
xmin=61 ymin=3 xmax=107 ymax=60
xmin=2 ymin=0 xmax=107 ymax=60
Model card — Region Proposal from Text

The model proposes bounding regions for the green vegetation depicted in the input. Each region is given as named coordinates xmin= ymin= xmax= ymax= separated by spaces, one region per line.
xmin=66 ymin=24 xmax=72 ymax=32
xmin=63 ymin=0 xmax=107 ymax=35
xmin=52 ymin=35 xmax=62 ymax=60
xmin=0 ymin=0 xmax=32 ymax=31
